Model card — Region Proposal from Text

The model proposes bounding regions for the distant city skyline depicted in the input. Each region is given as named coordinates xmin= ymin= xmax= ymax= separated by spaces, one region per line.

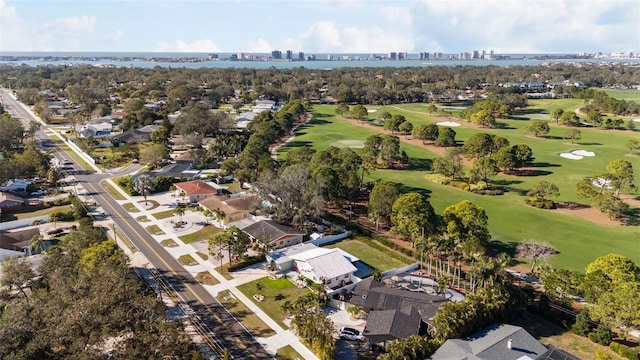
xmin=1 ymin=0 xmax=638 ymax=54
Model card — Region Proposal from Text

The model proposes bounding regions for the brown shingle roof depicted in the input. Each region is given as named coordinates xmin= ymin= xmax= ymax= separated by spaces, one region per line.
xmin=175 ymin=180 xmax=218 ymax=196
xmin=198 ymin=194 xmax=255 ymax=214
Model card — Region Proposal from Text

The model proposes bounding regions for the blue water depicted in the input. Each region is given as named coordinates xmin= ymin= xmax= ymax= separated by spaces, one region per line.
xmin=1 ymin=51 xmax=638 ymax=69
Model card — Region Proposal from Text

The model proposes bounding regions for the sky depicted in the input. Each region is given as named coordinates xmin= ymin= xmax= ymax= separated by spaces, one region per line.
xmin=1 ymin=0 xmax=639 ymax=54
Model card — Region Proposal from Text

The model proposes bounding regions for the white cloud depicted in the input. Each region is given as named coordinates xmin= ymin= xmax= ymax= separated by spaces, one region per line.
xmin=102 ymin=29 xmax=124 ymax=43
xmin=155 ymin=39 xmax=221 ymax=52
xmin=281 ymin=19 xmax=416 ymax=53
xmin=378 ymin=5 xmax=413 ymax=27
xmin=40 ymin=15 xmax=96 ymax=36
xmin=247 ymin=38 xmax=272 ymax=52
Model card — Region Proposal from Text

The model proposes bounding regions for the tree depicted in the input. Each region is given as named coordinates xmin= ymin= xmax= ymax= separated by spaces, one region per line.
xmin=349 ymin=104 xmax=368 ymax=121
xmin=563 ymin=128 xmax=581 ymax=144
xmin=434 ymin=127 xmax=456 ymax=148
xmin=384 ymin=114 xmax=406 ymax=133
xmin=511 ymin=144 xmax=534 ymax=169
xmin=173 ymin=206 xmax=185 ymax=221
xmin=0 ymin=256 xmax=36 ymax=299
xmin=442 ymin=200 xmax=491 ymax=261
xmin=494 ymin=146 xmax=516 ymax=173
xmin=29 ymin=234 xmax=47 ymax=254
xmin=525 ymin=121 xmax=550 ymax=137
xmin=515 ymin=242 xmax=556 ymax=274
xmin=468 ymin=157 xmax=498 ymax=183
xmin=399 ymin=121 xmax=414 ymax=138
xmin=470 ymin=109 xmax=496 ymax=127
xmin=390 ymin=192 xmax=437 ymax=241
xmin=625 ymin=139 xmax=640 ymax=155
xmin=463 ymin=133 xmax=495 ymax=159
xmin=47 ymin=166 xmax=62 ymax=192
xmin=527 ymin=180 xmax=560 ymax=202
xmin=550 ymin=108 xmax=564 ymax=124
xmin=361 ymin=134 xmax=383 ymax=166
xmin=412 ymin=123 xmax=439 ymax=144
xmin=335 ymin=103 xmax=349 ymax=116
xmin=150 ymin=127 xmax=170 ymax=145
xmin=133 ymin=174 xmax=153 ymax=205
xmin=605 ymin=159 xmax=634 ymax=195
xmin=433 ymin=148 xmax=464 ymax=180
xmin=139 ymin=143 xmax=168 ymax=168
xmin=627 ymin=119 xmax=636 ymax=131
xmin=367 ymin=181 xmax=400 ymax=231
xmin=0 ymin=114 xmax=24 ymax=152
xmin=380 ymin=135 xmax=401 ymax=167
xmin=560 ymin=111 xmax=580 ymax=126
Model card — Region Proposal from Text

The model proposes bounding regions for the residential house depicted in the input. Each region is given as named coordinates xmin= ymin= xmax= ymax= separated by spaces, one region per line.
xmin=198 ymin=194 xmax=255 ymax=225
xmin=428 ymin=323 xmax=552 ymax=360
xmin=111 ymin=125 xmax=160 ymax=146
xmin=362 ymin=305 xmax=423 ymax=345
xmin=0 ymin=227 xmax=40 ymax=259
xmin=266 ymin=243 xmax=358 ymax=288
xmin=350 ymin=278 xmax=448 ymax=320
xmin=0 ymin=192 xmax=25 ymax=213
xmin=251 ymin=99 xmax=277 ymax=112
xmin=242 ymin=219 xmax=304 ymax=249
xmin=1 ymin=179 xmax=31 ymax=194
xmin=174 ymin=180 xmax=221 ymax=203
xmin=235 ymin=111 xmax=258 ymax=128
xmin=80 ymin=118 xmax=113 ymax=139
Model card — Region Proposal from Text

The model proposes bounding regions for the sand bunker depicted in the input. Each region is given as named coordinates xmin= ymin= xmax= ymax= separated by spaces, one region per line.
xmin=559 ymin=153 xmax=584 ymax=160
xmin=436 ymin=121 xmax=461 ymax=127
xmin=367 ymin=109 xmax=377 ymax=113
xmin=332 ymin=140 xmax=365 ymax=148
xmin=572 ymin=150 xmax=595 ymax=157
xmin=633 ymin=118 xmax=640 ymax=123
xmin=559 ymin=149 xmax=596 ymax=160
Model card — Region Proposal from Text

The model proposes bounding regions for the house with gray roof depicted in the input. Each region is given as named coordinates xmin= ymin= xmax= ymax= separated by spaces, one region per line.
xmin=242 ymin=219 xmax=304 ymax=249
xmin=428 ymin=323 xmax=548 ymax=360
xmin=350 ymin=278 xmax=448 ymax=323
xmin=363 ymin=305 xmax=423 ymax=344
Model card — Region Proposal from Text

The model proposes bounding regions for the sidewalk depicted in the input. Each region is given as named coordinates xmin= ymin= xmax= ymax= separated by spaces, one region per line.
xmin=104 ymin=178 xmax=319 ymax=359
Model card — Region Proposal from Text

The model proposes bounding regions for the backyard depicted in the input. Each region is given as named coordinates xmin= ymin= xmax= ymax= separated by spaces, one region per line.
xmin=325 ymin=237 xmax=413 ymax=272
xmin=237 ymin=277 xmax=310 ymax=329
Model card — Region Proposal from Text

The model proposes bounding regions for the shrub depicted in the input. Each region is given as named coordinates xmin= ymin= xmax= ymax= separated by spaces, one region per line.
xmin=589 ymin=324 xmax=613 ymax=346
xmin=118 ymin=176 xmax=136 ymax=195
xmin=448 ymin=181 xmax=470 ymax=191
xmin=610 ymin=342 xmax=640 ymax=360
xmin=571 ymin=312 xmax=591 ymax=336
xmin=525 ymin=198 xmax=556 ymax=209
xmin=49 ymin=210 xmax=75 ymax=222
xmin=472 ymin=188 xmax=504 ymax=196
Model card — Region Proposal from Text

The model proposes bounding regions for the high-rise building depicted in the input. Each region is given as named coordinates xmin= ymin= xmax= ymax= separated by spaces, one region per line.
xmin=271 ymin=50 xmax=282 ymax=59
xmin=298 ymin=52 xmax=304 ymax=61
xmin=389 ymin=52 xmax=397 ymax=60
xmin=237 ymin=52 xmax=245 ymax=60
xmin=398 ymin=52 xmax=408 ymax=60
xmin=286 ymin=50 xmax=293 ymax=60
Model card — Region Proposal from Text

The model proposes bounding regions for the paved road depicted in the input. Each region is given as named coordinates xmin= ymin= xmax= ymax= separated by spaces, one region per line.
xmin=1 ymin=90 xmax=273 ymax=359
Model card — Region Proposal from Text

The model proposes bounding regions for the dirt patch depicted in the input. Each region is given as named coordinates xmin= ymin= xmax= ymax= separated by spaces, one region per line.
xmin=620 ymin=194 xmax=640 ymax=208
xmin=138 ymin=199 xmax=159 ymax=210
xmin=554 ymin=204 xmax=621 ymax=226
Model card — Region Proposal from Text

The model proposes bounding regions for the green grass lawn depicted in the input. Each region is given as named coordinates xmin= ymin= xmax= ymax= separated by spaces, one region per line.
xmin=602 ymin=88 xmax=640 ymax=102
xmin=11 ymin=205 xmax=71 ymax=220
xmin=276 ymin=345 xmax=303 ymax=360
xmin=121 ymin=203 xmax=139 ymax=213
xmin=237 ymin=277 xmax=310 ymax=329
xmin=151 ymin=209 xmax=197 ymax=220
xmin=160 ymin=239 xmax=178 ymax=247
xmin=177 ymin=254 xmax=198 ymax=266
xmin=145 ymin=224 xmax=165 ymax=235
xmin=178 ymin=224 xmax=222 ymax=244
xmin=286 ymin=104 xmax=640 ymax=272
xmin=325 ymin=238 xmax=413 ymax=272
xmin=100 ymin=180 xmax=126 ymax=200
xmin=216 ymin=290 xmax=276 ymax=337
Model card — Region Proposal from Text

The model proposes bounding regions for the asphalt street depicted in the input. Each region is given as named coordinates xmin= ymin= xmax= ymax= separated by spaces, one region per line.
xmin=1 ymin=90 xmax=273 ymax=359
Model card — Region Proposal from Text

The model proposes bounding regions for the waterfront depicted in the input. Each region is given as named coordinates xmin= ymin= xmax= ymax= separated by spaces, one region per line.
xmin=2 ymin=51 xmax=639 ymax=69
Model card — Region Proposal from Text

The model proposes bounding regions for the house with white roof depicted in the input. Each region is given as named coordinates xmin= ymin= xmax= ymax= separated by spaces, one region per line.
xmin=80 ymin=118 xmax=113 ymax=139
xmin=267 ymin=243 xmax=358 ymax=289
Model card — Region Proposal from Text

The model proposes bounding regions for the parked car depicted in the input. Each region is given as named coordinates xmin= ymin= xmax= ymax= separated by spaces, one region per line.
xmin=30 ymin=189 xmax=47 ymax=196
xmin=339 ymin=327 xmax=363 ymax=341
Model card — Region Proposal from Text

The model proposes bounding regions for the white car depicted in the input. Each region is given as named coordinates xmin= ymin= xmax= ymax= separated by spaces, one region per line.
xmin=30 ymin=189 xmax=47 ymax=196
xmin=339 ymin=327 xmax=363 ymax=341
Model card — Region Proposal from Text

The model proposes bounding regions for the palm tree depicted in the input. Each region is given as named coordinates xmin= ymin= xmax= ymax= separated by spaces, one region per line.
xmin=173 ymin=206 xmax=185 ymax=222
xmin=212 ymin=208 xmax=226 ymax=226
xmin=47 ymin=167 xmax=62 ymax=193
xmin=133 ymin=174 xmax=153 ymax=205
xmin=29 ymin=234 xmax=46 ymax=254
